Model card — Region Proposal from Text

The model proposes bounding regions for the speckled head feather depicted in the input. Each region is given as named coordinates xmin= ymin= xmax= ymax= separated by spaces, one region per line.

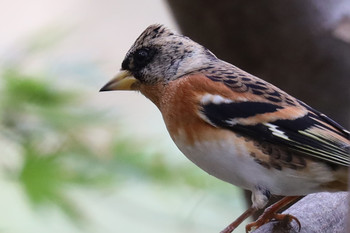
xmin=121 ymin=24 xmax=217 ymax=84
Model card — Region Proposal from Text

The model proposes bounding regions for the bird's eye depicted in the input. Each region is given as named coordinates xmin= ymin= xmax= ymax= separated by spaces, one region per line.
xmin=134 ymin=49 xmax=149 ymax=63
xmin=135 ymin=49 xmax=149 ymax=61
xmin=132 ymin=48 xmax=156 ymax=70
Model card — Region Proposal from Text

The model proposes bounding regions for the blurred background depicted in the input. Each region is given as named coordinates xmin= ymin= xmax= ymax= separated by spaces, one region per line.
xmin=0 ymin=1 xmax=245 ymax=233
xmin=0 ymin=1 xmax=349 ymax=233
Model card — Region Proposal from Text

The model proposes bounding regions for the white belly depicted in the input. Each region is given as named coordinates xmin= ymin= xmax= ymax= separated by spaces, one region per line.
xmin=172 ymin=131 xmax=335 ymax=196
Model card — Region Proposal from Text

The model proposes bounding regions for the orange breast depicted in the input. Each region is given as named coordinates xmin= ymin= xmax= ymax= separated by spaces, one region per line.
xmin=158 ymin=75 xmax=216 ymax=144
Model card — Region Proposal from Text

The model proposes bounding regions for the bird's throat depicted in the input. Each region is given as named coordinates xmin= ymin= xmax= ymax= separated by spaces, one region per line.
xmin=138 ymin=83 xmax=166 ymax=108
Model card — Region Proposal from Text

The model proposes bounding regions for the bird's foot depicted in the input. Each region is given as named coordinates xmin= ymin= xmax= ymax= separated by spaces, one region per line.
xmin=245 ymin=196 xmax=301 ymax=232
xmin=245 ymin=211 xmax=301 ymax=233
xmin=220 ymin=196 xmax=300 ymax=233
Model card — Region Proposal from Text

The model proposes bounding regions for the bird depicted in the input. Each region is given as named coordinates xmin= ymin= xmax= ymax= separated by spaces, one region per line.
xmin=100 ymin=24 xmax=350 ymax=232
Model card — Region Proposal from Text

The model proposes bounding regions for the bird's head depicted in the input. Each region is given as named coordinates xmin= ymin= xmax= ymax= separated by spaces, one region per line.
xmin=100 ymin=24 xmax=217 ymax=91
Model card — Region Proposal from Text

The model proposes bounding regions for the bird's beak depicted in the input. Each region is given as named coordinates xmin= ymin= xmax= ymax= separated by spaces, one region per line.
xmin=100 ymin=70 xmax=138 ymax=91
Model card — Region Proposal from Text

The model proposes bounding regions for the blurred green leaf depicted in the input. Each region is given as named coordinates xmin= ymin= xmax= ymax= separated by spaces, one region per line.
xmin=19 ymin=149 xmax=64 ymax=204
xmin=0 ymin=64 xmax=233 ymax=226
xmin=0 ymin=69 xmax=114 ymax=220
xmin=3 ymin=70 xmax=72 ymax=107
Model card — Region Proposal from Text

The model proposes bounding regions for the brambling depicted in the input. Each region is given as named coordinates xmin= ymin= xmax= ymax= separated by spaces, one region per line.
xmin=100 ymin=24 xmax=350 ymax=232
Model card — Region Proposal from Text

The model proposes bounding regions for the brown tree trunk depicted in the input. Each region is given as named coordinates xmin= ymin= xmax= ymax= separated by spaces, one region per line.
xmin=166 ymin=0 xmax=350 ymax=127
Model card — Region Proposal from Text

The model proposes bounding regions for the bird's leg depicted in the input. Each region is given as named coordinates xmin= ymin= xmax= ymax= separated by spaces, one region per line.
xmin=245 ymin=196 xmax=301 ymax=233
xmin=220 ymin=207 xmax=257 ymax=233
xmin=220 ymin=187 xmax=270 ymax=233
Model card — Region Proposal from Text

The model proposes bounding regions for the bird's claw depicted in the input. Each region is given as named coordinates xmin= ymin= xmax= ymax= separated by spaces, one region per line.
xmin=245 ymin=213 xmax=301 ymax=233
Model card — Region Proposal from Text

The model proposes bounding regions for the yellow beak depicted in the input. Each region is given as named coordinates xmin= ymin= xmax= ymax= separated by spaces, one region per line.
xmin=100 ymin=70 xmax=138 ymax=91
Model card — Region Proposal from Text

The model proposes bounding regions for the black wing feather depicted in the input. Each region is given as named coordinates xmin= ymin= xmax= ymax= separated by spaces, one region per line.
xmin=201 ymin=101 xmax=350 ymax=166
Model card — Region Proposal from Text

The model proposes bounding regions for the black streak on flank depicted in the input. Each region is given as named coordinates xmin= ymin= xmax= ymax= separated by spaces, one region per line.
xmin=202 ymin=102 xmax=282 ymax=126
xmin=271 ymin=163 xmax=282 ymax=170
xmin=254 ymin=159 xmax=271 ymax=169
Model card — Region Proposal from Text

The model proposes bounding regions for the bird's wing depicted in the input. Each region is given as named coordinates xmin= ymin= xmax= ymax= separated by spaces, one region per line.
xmin=196 ymin=70 xmax=350 ymax=167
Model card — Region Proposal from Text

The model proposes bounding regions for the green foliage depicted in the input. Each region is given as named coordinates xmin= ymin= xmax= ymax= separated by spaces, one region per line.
xmin=0 ymin=69 xmax=115 ymax=220
xmin=3 ymin=70 xmax=70 ymax=106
